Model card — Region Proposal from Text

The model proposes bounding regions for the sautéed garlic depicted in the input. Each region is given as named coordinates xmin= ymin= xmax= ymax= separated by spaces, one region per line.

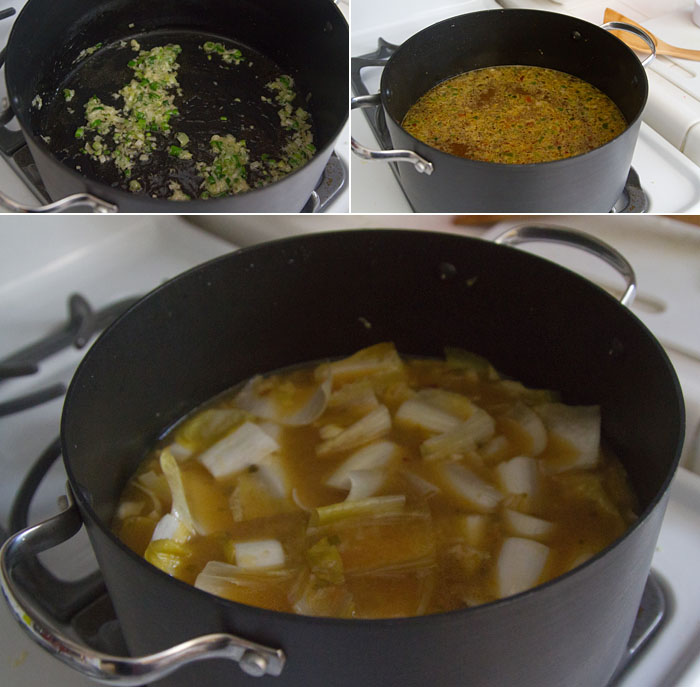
xmin=113 ymin=343 xmax=638 ymax=618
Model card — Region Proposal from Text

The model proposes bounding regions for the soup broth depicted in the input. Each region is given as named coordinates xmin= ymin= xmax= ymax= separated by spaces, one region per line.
xmin=113 ymin=343 xmax=638 ymax=618
xmin=401 ymin=65 xmax=627 ymax=164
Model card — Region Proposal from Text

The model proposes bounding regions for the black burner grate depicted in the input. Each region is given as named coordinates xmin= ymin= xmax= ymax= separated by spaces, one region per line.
xmin=351 ymin=40 xmax=649 ymax=214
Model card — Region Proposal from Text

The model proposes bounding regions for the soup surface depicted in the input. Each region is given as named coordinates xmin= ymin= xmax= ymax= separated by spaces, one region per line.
xmin=113 ymin=343 xmax=638 ymax=618
xmin=401 ymin=65 xmax=627 ymax=164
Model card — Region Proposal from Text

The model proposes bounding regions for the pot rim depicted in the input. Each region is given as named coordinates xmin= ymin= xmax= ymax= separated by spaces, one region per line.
xmin=378 ymin=8 xmax=649 ymax=170
xmin=4 ymin=0 xmax=348 ymax=209
xmin=62 ymin=228 xmax=685 ymax=628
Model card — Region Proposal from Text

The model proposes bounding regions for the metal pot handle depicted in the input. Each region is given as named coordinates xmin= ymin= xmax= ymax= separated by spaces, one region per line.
xmin=601 ymin=21 xmax=657 ymax=67
xmin=492 ymin=224 xmax=637 ymax=307
xmin=0 ymin=187 xmax=119 ymax=213
xmin=351 ymin=94 xmax=434 ymax=174
xmin=0 ymin=488 xmax=286 ymax=685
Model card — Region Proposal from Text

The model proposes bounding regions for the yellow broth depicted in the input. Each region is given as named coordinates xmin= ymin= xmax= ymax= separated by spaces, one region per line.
xmin=112 ymin=343 xmax=638 ymax=618
xmin=401 ymin=65 xmax=627 ymax=164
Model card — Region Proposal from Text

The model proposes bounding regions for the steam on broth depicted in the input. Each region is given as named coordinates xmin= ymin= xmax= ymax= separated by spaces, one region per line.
xmin=113 ymin=343 xmax=638 ymax=618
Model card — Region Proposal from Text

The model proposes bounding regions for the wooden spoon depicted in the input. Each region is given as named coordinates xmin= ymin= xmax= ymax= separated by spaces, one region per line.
xmin=604 ymin=8 xmax=700 ymax=61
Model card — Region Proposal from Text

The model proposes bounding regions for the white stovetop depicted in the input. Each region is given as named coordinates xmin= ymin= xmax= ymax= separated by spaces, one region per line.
xmin=1 ymin=216 xmax=700 ymax=687
xmin=350 ymin=0 xmax=700 ymax=213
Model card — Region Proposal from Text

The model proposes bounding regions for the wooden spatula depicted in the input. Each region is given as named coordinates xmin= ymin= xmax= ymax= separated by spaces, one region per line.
xmin=604 ymin=8 xmax=700 ymax=61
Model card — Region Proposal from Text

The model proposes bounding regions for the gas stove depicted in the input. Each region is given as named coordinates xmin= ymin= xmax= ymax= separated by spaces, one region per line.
xmin=0 ymin=1 xmax=350 ymax=213
xmin=350 ymin=0 xmax=700 ymax=213
xmin=1 ymin=215 xmax=700 ymax=687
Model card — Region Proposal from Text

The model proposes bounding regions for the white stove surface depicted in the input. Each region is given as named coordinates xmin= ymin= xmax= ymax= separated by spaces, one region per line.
xmin=350 ymin=0 xmax=700 ymax=213
xmin=0 ymin=0 xmax=350 ymax=213
xmin=1 ymin=215 xmax=700 ymax=687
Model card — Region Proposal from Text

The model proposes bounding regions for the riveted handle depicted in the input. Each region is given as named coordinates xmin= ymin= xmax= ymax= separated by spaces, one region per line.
xmin=351 ymin=94 xmax=434 ymax=174
xmin=0 ymin=488 xmax=285 ymax=685
xmin=493 ymin=224 xmax=637 ymax=307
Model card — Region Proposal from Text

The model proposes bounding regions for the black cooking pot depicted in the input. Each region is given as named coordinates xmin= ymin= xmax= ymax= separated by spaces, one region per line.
xmin=0 ymin=228 xmax=684 ymax=687
xmin=0 ymin=0 xmax=347 ymax=212
xmin=352 ymin=10 xmax=655 ymax=212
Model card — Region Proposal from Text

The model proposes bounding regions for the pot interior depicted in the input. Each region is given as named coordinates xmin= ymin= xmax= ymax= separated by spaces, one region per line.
xmin=382 ymin=10 xmax=647 ymax=130
xmin=5 ymin=0 xmax=347 ymax=195
xmin=63 ymin=230 xmax=682 ymax=531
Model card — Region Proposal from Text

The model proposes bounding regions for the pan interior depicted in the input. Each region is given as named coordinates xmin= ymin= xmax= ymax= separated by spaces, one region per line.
xmin=35 ymin=29 xmax=315 ymax=199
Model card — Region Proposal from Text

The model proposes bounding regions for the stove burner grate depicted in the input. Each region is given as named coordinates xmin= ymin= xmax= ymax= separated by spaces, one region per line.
xmin=352 ymin=40 xmax=649 ymax=213
xmin=0 ymin=129 xmax=346 ymax=213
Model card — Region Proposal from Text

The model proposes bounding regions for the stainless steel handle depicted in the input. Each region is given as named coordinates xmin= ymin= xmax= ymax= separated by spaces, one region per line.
xmin=351 ymin=94 xmax=434 ymax=175
xmin=0 ymin=187 xmax=118 ymax=213
xmin=0 ymin=489 xmax=285 ymax=685
xmin=601 ymin=21 xmax=657 ymax=67
xmin=493 ymin=224 xmax=637 ymax=307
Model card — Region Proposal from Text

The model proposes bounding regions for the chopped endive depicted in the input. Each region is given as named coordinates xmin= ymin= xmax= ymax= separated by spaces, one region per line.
xmin=306 ymin=536 xmax=345 ymax=586
xmin=235 ymin=373 xmax=331 ymax=426
xmin=415 ymin=389 xmax=475 ymax=420
xmin=235 ymin=539 xmax=285 ymax=569
xmin=144 ymin=538 xmax=192 ymax=578
xmin=438 ymin=462 xmax=503 ymax=512
xmin=445 ymin=347 xmax=498 ymax=380
xmin=175 ymin=407 xmax=248 ymax=451
xmin=495 ymin=455 xmax=541 ymax=506
xmin=500 ymin=401 xmax=548 ymax=456
xmin=314 ymin=495 xmax=406 ymax=526
xmin=503 ymin=509 xmax=555 ymax=541
xmin=536 ymin=403 xmax=601 ymax=472
xmin=345 ymin=470 xmax=387 ymax=502
xmin=315 ymin=342 xmax=404 ymax=385
xmin=316 ymin=405 xmax=391 ymax=456
xmin=160 ymin=449 xmax=196 ymax=533
xmin=420 ymin=408 xmax=496 ymax=461
xmin=325 ymin=440 xmax=400 ymax=490
xmin=394 ymin=398 xmax=462 ymax=434
xmin=198 ymin=421 xmax=279 ymax=479
xmin=496 ymin=537 xmax=550 ymax=597
xmin=150 ymin=512 xmax=192 ymax=543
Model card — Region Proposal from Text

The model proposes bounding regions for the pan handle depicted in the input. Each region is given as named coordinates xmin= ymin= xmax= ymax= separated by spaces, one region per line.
xmin=0 ymin=187 xmax=119 ymax=213
xmin=493 ymin=224 xmax=637 ymax=307
xmin=0 ymin=488 xmax=286 ymax=685
xmin=351 ymin=94 xmax=434 ymax=174
xmin=601 ymin=21 xmax=657 ymax=67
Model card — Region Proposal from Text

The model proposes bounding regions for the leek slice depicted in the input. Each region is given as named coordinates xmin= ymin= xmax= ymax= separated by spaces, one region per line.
xmin=160 ymin=449 xmax=196 ymax=533
xmin=394 ymin=398 xmax=461 ymax=434
xmin=327 ymin=379 xmax=380 ymax=414
xmin=496 ymin=537 xmax=550 ymax=597
xmin=438 ymin=462 xmax=503 ymax=512
xmin=314 ymin=494 xmax=406 ymax=525
xmin=316 ymin=405 xmax=391 ymax=456
xmin=235 ymin=374 xmax=331 ymax=426
xmin=306 ymin=536 xmax=345 ymax=586
xmin=175 ymin=407 xmax=248 ymax=451
xmin=415 ymin=389 xmax=475 ymax=420
xmin=325 ymin=440 xmax=400 ymax=490
xmin=290 ymin=571 xmax=355 ymax=618
xmin=198 ymin=421 xmax=279 ymax=479
xmin=535 ymin=403 xmax=601 ymax=472
xmin=235 ymin=539 xmax=285 ymax=569
xmin=420 ymin=408 xmax=496 ymax=461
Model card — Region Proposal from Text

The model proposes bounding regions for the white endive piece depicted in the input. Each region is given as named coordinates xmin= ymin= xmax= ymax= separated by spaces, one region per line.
xmin=535 ymin=403 xmax=601 ymax=471
xmin=160 ymin=449 xmax=196 ymax=533
xmin=345 ymin=470 xmax=387 ymax=501
xmin=150 ymin=512 xmax=191 ymax=543
xmin=235 ymin=374 xmax=332 ymax=426
xmin=235 ymin=539 xmax=286 ymax=569
xmin=421 ymin=408 xmax=496 ymax=460
xmin=496 ymin=537 xmax=550 ymax=597
xmin=198 ymin=421 xmax=279 ymax=480
xmin=325 ymin=440 xmax=400 ymax=489
xmin=503 ymin=509 xmax=555 ymax=541
xmin=495 ymin=456 xmax=540 ymax=502
xmin=439 ymin=462 xmax=503 ymax=512
xmin=317 ymin=405 xmax=392 ymax=456
xmin=501 ymin=402 xmax=548 ymax=456
xmin=395 ymin=398 xmax=462 ymax=434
